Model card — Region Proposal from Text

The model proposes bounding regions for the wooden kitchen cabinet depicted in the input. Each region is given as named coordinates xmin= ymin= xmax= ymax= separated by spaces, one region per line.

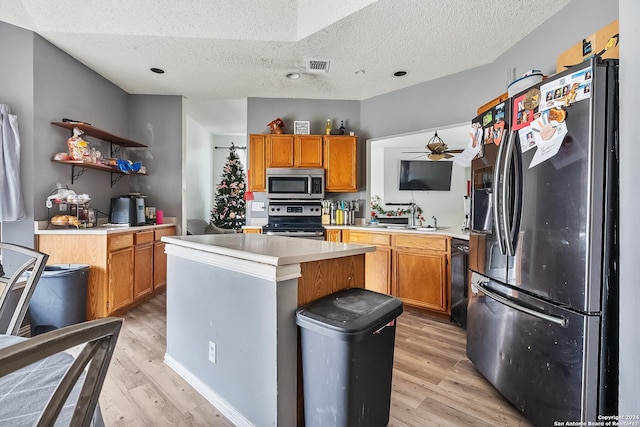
xmin=325 ymin=229 xmax=342 ymax=242
xmin=265 ymin=134 xmax=323 ymax=168
xmin=248 ymin=133 xmax=357 ymax=192
xmin=153 ymin=227 xmax=176 ymax=290
xmin=37 ymin=225 xmax=176 ymax=319
xmin=392 ymin=234 xmax=450 ymax=313
xmin=133 ymin=230 xmax=154 ymax=299
xmin=108 ymin=246 xmax=134 ymax=312
xmin=342 ymin=229 xmax=452 ymax=313
xmin=345 ymin=230 xmax=391 ymax=295
xmin=266 ymin=134 xmax=296 ymax=167
xmin=249 ymin=134 xmax=266 ymax=191
xmin=324 ymin=135 xmax=357 ymax=192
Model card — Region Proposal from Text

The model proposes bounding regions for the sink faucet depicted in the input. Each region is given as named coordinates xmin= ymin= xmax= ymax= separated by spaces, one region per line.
xmin=432 ymin=216 xmax=438 ymax=229
xmin=408 ymin=203 xmax=416 ymax=227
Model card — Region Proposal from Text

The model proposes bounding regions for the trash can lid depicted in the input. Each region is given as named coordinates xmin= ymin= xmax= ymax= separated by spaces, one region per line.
xmin=296 ymin=288 xmax=403 ymax=337
xmin=24 ymin=264 xmax=89 ymax=277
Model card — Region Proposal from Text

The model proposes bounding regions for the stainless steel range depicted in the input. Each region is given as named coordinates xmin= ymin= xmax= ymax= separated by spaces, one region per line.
xmin=262 ymin=200 xmax=325 ymax=240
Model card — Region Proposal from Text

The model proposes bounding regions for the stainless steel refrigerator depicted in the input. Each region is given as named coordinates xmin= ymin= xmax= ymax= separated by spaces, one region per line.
xmin=467 ymin=58 xmax=618 ymax=426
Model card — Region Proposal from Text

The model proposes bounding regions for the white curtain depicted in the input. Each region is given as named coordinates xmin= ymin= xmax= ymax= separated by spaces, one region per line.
xmin=0 ymin=104 xmax=26 ymax=222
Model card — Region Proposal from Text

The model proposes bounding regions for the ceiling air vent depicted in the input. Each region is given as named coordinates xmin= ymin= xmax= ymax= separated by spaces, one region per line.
xmin=306 ymin=60 xmax=331 ymax=73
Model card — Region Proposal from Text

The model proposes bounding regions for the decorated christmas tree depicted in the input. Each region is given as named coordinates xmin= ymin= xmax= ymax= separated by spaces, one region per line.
xmin=210 ymin=144 xmax=246 ymax=230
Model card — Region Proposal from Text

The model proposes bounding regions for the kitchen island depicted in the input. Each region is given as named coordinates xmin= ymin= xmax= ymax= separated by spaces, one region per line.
xmin=160 ymin=233 xmax=374 ymax=427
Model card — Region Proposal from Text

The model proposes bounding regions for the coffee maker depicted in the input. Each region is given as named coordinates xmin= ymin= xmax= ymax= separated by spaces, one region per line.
xmin=109 ymin=195 xmax=146 ymax=225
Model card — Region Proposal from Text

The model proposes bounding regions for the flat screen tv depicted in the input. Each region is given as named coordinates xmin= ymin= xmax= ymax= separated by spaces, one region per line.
xmin=399 ymin=160 xmax=452 ymax=191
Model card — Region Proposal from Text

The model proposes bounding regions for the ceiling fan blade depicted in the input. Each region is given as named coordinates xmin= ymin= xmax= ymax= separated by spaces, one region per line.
xmin=445 ymin=149 xmax=465 ymax=153
xmin=401 ymin=151 xmax=429 ymax=154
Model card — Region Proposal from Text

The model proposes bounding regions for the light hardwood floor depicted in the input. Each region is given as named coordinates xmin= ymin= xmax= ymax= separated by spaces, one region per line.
xmin=100 ymin=292 xmax=533 ymax=426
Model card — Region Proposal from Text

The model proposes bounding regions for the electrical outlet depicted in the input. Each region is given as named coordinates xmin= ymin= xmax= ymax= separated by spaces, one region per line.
xmin=208 ymin=341 xmax=217 ymax=364
xmin=251 ymin=201 xmax=265 ymax=212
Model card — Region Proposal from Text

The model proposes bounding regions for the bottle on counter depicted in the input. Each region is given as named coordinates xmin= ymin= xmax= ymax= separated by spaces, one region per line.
xmin=325 ymin=119 xmax=332 ymax=135
xmin=330 ymin=203 xmax=337 ymax=225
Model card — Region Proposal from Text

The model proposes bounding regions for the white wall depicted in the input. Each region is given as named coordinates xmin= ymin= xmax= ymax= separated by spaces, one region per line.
xmin=618 ymin=0 xmax=639 ymax=414
xmin=186 ymin=115 xmax=214 ymax=221
xmin=368 ymin=124 xmax=471 ymax=228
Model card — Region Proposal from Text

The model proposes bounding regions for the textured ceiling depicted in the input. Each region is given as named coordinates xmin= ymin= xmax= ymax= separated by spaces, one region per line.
xmin=1 ymin=0 xmax=570 ymax=102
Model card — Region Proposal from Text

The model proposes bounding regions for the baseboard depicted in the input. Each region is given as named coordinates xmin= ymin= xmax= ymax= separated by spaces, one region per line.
xmin=163 ymin=353 xmax=255 ymax=427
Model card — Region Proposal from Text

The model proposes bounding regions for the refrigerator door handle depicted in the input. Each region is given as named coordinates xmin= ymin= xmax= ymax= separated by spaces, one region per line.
xmin=493 ymin=128 xmax=508 ymax=255
xmin=471 ymin=274 xmax=567 ymax=327
xmin=502 ymin=129 xmax=519 ymax=256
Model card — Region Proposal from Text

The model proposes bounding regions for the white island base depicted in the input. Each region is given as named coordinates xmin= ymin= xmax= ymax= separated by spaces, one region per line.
xmin=161 ymin=234 xmax=374 ymax=426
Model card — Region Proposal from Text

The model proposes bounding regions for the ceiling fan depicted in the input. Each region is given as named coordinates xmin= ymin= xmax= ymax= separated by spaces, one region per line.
xmin=402 ymin=131 xmax=464 ymax=161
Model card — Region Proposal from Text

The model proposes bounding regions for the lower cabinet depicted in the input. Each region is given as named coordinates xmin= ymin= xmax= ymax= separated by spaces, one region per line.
xmin=134 ymin=230 xmax=154 ymax=299
xmin=344 ymin=229 xmax=451 ymax=314
xmin=243 ymin=227 xmax=262 ymax=234
xmin=37 ymin=225 xmax=176 ymax=320
xmin=109 ymin=246 xmax=135 ymax=312
xmin=325 ymin=229 xmax=342 ymax=242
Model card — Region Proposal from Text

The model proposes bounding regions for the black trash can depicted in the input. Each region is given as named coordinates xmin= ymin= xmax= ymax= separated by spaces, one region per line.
xmin=296 ymin=288 xmax=403 ymax=427
xmin=28 ymin=264 xmax=89 ymax=335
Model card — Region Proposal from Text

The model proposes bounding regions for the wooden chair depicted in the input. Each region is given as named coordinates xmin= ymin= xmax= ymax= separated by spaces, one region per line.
xmin=0 ymin=242 xmax=49 ymax=335
xmin=0 ymin=317 xmax=123 ymax=426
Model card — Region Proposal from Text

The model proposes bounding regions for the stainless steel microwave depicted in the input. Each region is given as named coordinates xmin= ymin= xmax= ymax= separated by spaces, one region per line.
xmin=266 ymin=168 xmax=325 ymax=199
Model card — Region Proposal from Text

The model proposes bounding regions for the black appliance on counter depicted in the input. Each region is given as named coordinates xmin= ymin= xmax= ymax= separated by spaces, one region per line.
xmin=262 ymin=200 xmax=325 ymax=240
xmin=466 ymin=58 xmax=618 ymax=425
xmin=109 ymin=195 xmax=146 ymax=226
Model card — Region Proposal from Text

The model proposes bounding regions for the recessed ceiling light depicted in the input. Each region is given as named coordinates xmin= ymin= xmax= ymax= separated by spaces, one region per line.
xmin=355 ymin=69 xmax=365 ymax=75
xmin=286 ymin=72 xmax=301 ymax=80
xmin=394 ymin=71 xmax=407 ymax=77
xmin=150 ymin=67 xmax=165 ymax=74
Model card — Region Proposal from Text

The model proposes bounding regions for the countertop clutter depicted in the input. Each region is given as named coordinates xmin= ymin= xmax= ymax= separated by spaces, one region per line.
xmin=243 ymin=223 xmax=469 ymax=240
xmin=34 ymin=218 xmax=176 ymax=235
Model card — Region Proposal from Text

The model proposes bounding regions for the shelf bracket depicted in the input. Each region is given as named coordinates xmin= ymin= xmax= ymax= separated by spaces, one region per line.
xmin=110 ymin=172 xmax=126 ymax=187
xmin=71 ymin=165 xmax=87 ymax=184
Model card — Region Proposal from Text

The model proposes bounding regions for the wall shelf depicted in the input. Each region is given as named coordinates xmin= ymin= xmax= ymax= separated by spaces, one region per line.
xmin=51 ymin=121 xmax=147 ymax=187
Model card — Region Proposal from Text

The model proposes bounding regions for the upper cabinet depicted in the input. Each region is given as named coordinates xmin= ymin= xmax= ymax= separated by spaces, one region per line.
xmin=249 ymin=134 xmax=267 ymax=191
xmin=324 ymin=135 xmax=357 ymax=192
xmin=265 ymin=134 xmax=323 ymax=168
xmin=249 ymin=133 xmax=357 ymax=193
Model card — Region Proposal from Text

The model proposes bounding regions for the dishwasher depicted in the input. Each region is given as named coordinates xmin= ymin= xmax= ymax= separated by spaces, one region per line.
xmin=450 ymin=238 xmax=469 ymax=328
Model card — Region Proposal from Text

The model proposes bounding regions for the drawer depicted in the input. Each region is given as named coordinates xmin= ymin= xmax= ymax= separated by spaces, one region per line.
xmin=135 ymin=230 xmax=154 ymax=245
xmin=154 ymin=226 xmax=176 ymax=240
xmin=108 ymin=233 xmax=134 ymax=251
xmin=392 ymin=234 xmax=448 ymax=251
xmin=347 ymin=231 xmax=391 ymax=246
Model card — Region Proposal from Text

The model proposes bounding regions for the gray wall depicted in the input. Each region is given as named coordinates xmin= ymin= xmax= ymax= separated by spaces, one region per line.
xmin=0 ymin=24 xmax=183 ymax=243
xmin=33 ymin=34 xmax=131 ymax=219
xmin=360 ymin=1 xmax=619 ymax=140
xmin=128 ymin=94 xmax=183 ymax=231
xmin=246 ymin=98 xmax=366 ymax=223
xmin=618 ymin=0 xmax=639 ymax=414
xmin=0 ymin=23 xmax=35 ymax=246
xmin=165 ymin=252 xmax=297 ymax=426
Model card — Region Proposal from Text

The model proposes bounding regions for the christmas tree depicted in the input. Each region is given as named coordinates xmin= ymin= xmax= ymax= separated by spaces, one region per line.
xmin=210 ymin=144 xmax=246 ymax=230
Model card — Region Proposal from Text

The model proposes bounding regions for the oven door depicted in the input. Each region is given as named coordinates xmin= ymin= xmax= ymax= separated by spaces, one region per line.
xmin=266 ymin=168 xmax=324 ymax=199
